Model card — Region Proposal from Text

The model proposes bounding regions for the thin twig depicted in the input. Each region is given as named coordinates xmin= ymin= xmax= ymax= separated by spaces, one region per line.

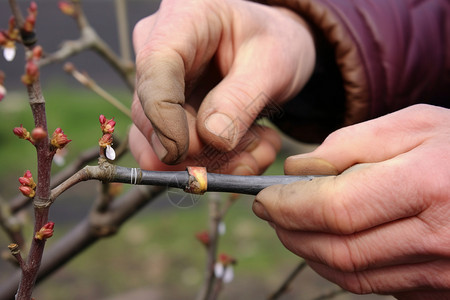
xmin=38 ymin=1 xmax=135 ymax=90
xmin=115 ymin=0 xmax=131 ymax=62
xmin=8 ymin=0 xmax=24 ymax=27
xmin=0 ymin=197 xmax=26 ymax=250
xmin=64 ymin=63 xmax=132 ymax=118
xmin=268 ymin=261 xmax=307 ymax=300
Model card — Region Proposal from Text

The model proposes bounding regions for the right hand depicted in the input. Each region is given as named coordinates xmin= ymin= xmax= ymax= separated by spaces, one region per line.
xmin=130 ymin=0 xmax=316 ymax=174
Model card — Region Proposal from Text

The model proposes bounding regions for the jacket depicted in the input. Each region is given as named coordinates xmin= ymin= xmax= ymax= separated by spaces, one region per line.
xmin=260 ymin=0 xmax=450 ymax=143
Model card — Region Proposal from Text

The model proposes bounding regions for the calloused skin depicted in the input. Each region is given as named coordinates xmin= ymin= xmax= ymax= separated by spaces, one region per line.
xmin=131 ymin=0 xmax=450 ymax=298
xmin=253 ymin=104 xmax=450 ymax=299
xmin=130 ymin=0 xmax=315 ymax=175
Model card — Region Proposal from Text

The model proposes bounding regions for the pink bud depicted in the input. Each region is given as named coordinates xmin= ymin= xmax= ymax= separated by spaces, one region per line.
xmin=18 ymin=176 xmax=31 ymax=186
xmin=195 ymin=230 xmax=210 ymax=247
xmin=23 ymin=15 xmax=36 ymax=32
xmin=98 ymin=133 xmax=113 ymax=147
xmin=19 ymin=185 xmax=35 ymax=198
xmin=218 ymin=253 xmax=236 ymax=266
xmin=29 ymin=1 xmax=38 ymax=13
xmin=32 ymin=45 xmax=42 ymax=60
xmin=35 ymin=222 xmax=55 ymax=240
xmin=21 ymin=60 xmax=39 ymax=85
xmin=19 ymin=169 xmax=36 ymax=191
xmin=51 ymin=128 xmax=71 ymax=149
xmin=13 ymin=124 xmax=31 ymax=140
xmin=26 ymin=60 xmax=39 ymax=76
xmin=58 ymin=1 xmax=76 ymax=16
xmin=99 ymin=115 xmax=116 ymax=134
xmin=24 ymin=170 xmax=33 ymax=179
xmin=31 ymin=127 xmax=47 ymax=141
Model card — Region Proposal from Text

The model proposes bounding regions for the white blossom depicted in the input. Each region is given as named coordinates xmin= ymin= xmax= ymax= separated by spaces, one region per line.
xmin=106 ymin=145 xmax=116 ymax=160
xmin=214 ymin=263 xmax=234 ymax=283
xmin=217 ymin=221 xmax=226 ymax=235
xmin=3 ymin=46 xmax=16 ymax=62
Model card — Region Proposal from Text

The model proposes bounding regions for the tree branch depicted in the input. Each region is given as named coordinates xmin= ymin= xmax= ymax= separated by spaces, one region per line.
xmin=268 ymin=261 xmax=307 ymax=300
xmin=38 ymin=2 xmax=135 ymax=90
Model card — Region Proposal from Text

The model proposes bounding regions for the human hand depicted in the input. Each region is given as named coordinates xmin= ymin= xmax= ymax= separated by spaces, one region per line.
xmin=130 ymin=0 xmax=315 ymax=174
xmin=253 ymin=104 xmax=450 ymax=299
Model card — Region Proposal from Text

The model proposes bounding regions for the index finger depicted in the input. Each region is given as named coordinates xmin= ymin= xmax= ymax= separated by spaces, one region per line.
xmin=133 ymin=1 xmax=223 ymax=163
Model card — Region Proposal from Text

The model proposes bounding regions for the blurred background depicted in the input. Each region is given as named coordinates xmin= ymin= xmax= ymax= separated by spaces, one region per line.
xmin=0 ymin=1 xmax=393 ymax=299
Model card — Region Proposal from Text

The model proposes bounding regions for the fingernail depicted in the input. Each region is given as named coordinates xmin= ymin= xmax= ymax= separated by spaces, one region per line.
xmin=151 ymin=132 xmax=168 ymax=161
xmin=252 ymin=200 xmax=270 ymax=221
xmin=205 ymin=113 xmax=236 ymax=143
xmin=231 ymin=165 xmax=255 ymax=176
xmin=285 ymin=157 xmax=339 ymax=175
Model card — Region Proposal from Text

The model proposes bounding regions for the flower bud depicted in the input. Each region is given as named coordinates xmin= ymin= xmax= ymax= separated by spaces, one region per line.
xmin=21 ymin=60 xmax=39 ymax=85
xmin=32 ymin=45 xmax=43 ymax=60
xmin=218 ymin=253 xmax=236 ymax=266
xmin=58 ymin=1 xmax=76 ymax=16
xmin=13 ymin=124 xmax=31 ymax=140
xmin=23 ymin=15 xmax=36 ymax=32
xmin=29 ymin=1 xmax=38 ymax=13
xmin=31 ymin=127 xmax=47 ymax=142
xmin=18 ymin=170 xmax=36 ymax=189
xmin=51 ymin=128 xmax=71 ymax=149
xmin=22 ymin=2 xmax=38 ymax=32
xmin=195 ymin=230 xmax=210 ymax=247
xmin=19 ymin=185 xmax=35 ymax=198
xmin=98 ymin=133 xmax=113 ymax=147
xmin=35 ymin=222 xmax=55 ymax=240
xmin=99 ymin=115 xmax=116 ymax=134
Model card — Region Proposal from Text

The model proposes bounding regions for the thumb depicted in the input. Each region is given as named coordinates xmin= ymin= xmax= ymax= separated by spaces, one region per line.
xmin=284 ymin=157 xmax=339 ymax=176
xmin=287 ymin=105 xmax=435 ymax=172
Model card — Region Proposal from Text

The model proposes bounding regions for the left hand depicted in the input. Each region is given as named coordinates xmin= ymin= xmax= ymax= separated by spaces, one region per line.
xmin=253 ymin=104 xmax=450 ymax=299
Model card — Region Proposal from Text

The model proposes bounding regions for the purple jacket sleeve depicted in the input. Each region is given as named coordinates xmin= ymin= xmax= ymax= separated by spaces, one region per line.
xmin=262 ymin=0 xmax=450 ymax=142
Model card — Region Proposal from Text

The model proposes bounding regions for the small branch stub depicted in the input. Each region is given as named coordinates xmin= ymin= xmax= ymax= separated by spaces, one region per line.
xmin=185 ymin=166 xmax=207 ymax=194
xmin=8 ymin=243 xmax=20 ymax=255
xmin=34 ymin=221 xmax=54 ymax=240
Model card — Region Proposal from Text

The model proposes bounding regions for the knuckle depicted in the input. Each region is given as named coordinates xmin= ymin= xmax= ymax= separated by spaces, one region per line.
xmin=321 ymin=188 xmax=357 ymax=234
xmin=339 ymin=272 xmax=374 ymax=294
xmin=327 ymin=237 xmax=367 ymax=273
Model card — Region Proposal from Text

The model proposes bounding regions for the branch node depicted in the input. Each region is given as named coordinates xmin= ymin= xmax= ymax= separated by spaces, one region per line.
xmin=185 ymin=166 xmax=207 ymax=194
xmin=33 ymin=197 xmax=52 ymax=209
